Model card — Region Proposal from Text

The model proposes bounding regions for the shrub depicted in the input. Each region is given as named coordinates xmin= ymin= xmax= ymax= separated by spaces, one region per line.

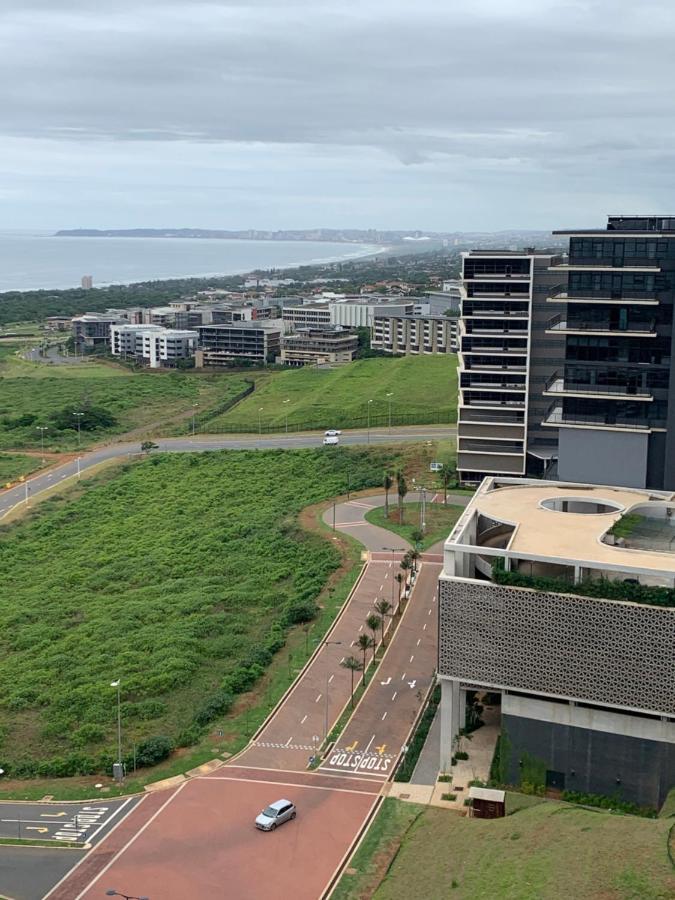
xmin=441 ymin=792 xmax=457 ymax=801
xmin=72 ymin=724 xmax=106 ymax=747
xmin=283 ymin=600 xmax=319 ymax=625
xmin=134 ymin=736 xmax=173 ymax=768
xmin=193 ymin=690 xmax=234 ymax=728
xmin=455 ymin=751 xmax=469 ymax=761
xmin=175 ymin=724 xmax=203 ymax=748
xmin=561 ymin=790 xmax=656 ymax=818
xmin=438 ymin=774 xmax=452 ymax=783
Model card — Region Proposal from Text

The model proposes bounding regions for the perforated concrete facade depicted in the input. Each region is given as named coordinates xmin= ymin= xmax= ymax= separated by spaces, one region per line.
xmin=438 ymin=577 xmax=675 ymax=715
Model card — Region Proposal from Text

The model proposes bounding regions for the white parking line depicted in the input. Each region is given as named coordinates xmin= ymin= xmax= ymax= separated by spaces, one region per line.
xmin=315 ymin=693 xmax=322 ymax=703
xmin=401 ymin=673 xmax=406 ymax=680
xmin=328 ymin=674 xmax=334 ymax=683
xmin=423 ymin=623 xmax=427 ymax=631
xmin=391 ymin=691 xmax=397 ymax=701
xmin=409 ymin=655 xmax=414 ymax=663
xmin=381 ymin=711 xmax=387 ymax=720
xmin=417 ymin=638 xmax=421 ymax=646
xmin=301 ymin=714 xmax=307 ymax=724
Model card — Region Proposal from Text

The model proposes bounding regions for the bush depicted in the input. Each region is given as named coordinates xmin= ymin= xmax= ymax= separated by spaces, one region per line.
xmin=438 ymin=774 xmax=452 ymax=783
xmin=394 ymin=684 xmax=441 ymax=782
xmin=134 ymin=736 xmax=173 ymax=768
xmin=441 ymin=793 xmax=457 ymax=801
xmin=561 ymin=790 xmax=656 ymax=818
xmin=455 ymin=751 xmax=469 ymax=761
xmin=193 ymin=690 xmax=234 ymax=728
xmin=283 ymin=600 xmax=319 ymax=625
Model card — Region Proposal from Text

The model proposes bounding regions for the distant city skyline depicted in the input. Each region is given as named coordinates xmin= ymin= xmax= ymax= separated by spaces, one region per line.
xmin=2 ymin=1 xmax=675 ymax=230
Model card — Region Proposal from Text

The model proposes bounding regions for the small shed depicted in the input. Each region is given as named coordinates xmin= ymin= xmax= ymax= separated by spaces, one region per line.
xmin=468 ymin=786 xmax=506 ymax=819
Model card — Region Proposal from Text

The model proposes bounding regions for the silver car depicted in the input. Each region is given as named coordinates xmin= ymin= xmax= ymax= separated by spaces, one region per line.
xmin=255 ymin=799 xmax=297 ymax=831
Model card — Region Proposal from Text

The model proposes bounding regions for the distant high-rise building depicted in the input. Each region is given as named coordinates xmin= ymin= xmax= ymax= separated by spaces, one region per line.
xmin=547 ymin=216 xmax=675 ymax=490
xmin=81 ymin=275 xmax=93 ymax=289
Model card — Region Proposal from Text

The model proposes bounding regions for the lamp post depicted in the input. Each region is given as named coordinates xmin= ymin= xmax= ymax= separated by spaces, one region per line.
xmin=258 ymin=407 xmax=263 ymax=435
xmin=384 ymin=546 xmax=405 ymax=609
xmin=318 ymin=639 xmax=343 ymax=744
xmin=191 ymin=403 xmax=199 ymax=436
xmin=420 ymin=485 xmax=427 ymax=533
xmin=110 ymin=679 xmax=122 ymax=782
xmin=386 ymin=392 xmax=393 ymax=433
xmin=106 ymin=891 xmax=149 ymax=900
xmin=77 ymin=457 xmax=81 ymax=480
xmin=36 ymin=426 xmax=47 ymax=464
xmin=367 ymin=399 xmax=373 ymax=444
xmin=283 ymin=398 xmax=290 ymax=433
xmin=73 ymin=411 xmax=84 ymax=447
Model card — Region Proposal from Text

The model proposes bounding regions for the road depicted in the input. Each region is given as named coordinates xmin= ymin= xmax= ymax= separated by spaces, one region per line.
xmin=0 ymin=425 xmax=456 ymax=520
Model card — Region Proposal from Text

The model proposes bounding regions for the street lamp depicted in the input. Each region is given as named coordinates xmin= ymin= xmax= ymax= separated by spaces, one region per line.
xmin=317 ymin=639 xmax=343 ymax=744
xmin=283 ymin=398 xmax=290 ymax=433
xmin=258 ymin=407 xmax=264 ymax=435
xmin=384 ymin=546 xmax=405 ymax=609
xmin=367 ymin=399 xmax=373 ymax=444
xmin=36 ymin=426 xmax=47 ymax=464
xmin=106 ymin=891 xmax=149 ymax=900
xmin=191 ymin=403 xmax=199 ymax=436
xmin=386 ymin=392 xmax=393 ymax=433
xmin=73 ymin=411 xmax=84 ymax=447
xmin=110 ymin=679 xmax=123 ymax=783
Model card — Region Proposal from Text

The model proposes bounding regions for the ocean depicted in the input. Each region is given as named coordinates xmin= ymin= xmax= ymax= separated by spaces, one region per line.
xmin=0 ymin=231 xmax=380 ymax=292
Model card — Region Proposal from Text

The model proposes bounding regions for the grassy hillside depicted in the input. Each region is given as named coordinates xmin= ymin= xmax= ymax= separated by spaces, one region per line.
xmin=369 ymin=800 xmax=675 ymax=900
xmin=205 ymin=356 xmax=458 ymax=433
xmin=0 ymin=344 xmax=250 ymax=450
xmin=0 ymin=452 xmax=44 ymax=484
xmin=0 ymin=446 xmax=401 ymax=775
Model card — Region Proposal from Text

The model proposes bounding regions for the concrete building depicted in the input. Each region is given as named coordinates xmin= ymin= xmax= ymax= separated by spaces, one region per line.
xmin=279 ymin=327 xmax=358 ymax=367
xmin=439 ymin=476 xmax=675 ymax=809
xmin=282 ymin=304 xmax=332 ymax=329
xmin=72 ymin=313 xmax=128 ymax=351
xmin=110 ymin=324 xmax=198 ymax=368
xmin=44 ymin=316 xmax=73 ymax=332
xmin=457 ymin=250 xmax=564 ymax=484
xmin=329 ymin=298 xmax=413 ymax=329
xmin=548 ymin=215 xmax=675 ymax=491
xmin=196 ymin=321 xmax=282 ymax=367
xmin=81 ymin=275 xmax=93 ymax=289
xmin=371 ymin=311 xmax=458 ymax=354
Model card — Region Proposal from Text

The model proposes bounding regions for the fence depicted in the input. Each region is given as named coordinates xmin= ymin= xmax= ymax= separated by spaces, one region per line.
xmin=188 ymin=380 xmax=255 ymax=433
xmin=199 ymin=406 xmax=457 ymax=435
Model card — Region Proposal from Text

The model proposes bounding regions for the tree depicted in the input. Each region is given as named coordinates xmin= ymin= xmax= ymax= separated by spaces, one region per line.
xmin=374 ymin=599 xmax=393 ymax=646
xmin=411 ymin=528 xmax=424 ymax=547
xmin=141 ymin=440 xmax=159 ymax=454
xmin=341 ymin=656 xmax=363 ymax=708
xmin=383 ymin=472 xmax=393 ymax=519
xmin=409 ymin=548 xmax=421 ymax=574
xmin=395 ymin=572 xmax=404 ymax=606
xmin=356 ymin=634 xmax=375 ymax=687
xmin=400 ymin=557 xmax=411 ymax=606
xmin=397 ymin=471 xmax=408 ymax=523
xmin=366 ymin=613 xmax=382 ymax=652
xmin=439 ymin=467 xmax=455 ymax=505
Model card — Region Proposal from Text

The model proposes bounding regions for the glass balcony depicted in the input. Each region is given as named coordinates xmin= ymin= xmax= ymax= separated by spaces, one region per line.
xmin=543 ymin=373 xmax=653 ymax=401
xmin=543 ymin=403 xmax=664 ymax=431
xmin=545 ymin=314 xmax=657 ymax=336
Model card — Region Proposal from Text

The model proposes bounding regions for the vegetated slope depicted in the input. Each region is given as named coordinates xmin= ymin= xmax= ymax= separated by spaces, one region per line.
xmin=0 ymin=453 xmax=43 ymax=484
xmin=205 ymin=356 xmax=458 ymax=433
xmin=0 ymin=366 xmax=249 ymax=450
xmin=0 ymin=446 xmax=400 ymax=774
xmin=374 ymin=801 xmax=675 ymax=900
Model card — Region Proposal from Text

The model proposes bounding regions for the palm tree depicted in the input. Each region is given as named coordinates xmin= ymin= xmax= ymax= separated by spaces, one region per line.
xmin=366 ymin=613 xmax=382 ymax=652
xmin=409 ymin=548 xmax=421 ymax=574
xmin=356 ymin=634 xmax=375 ymax=686
xmin=374 ymin=598 xmax=393 ymax=646
xmin=383 ymin=472 xmax=393 ymax=519
xmin=397 ymin=472 xmax=408 ymax=523
xmin=395 ymin=572 xmax=404 ymax=607
xmin=341 ymin=655 xmax=363 ymax=707
xmin=439 ymin=467 xmax=454 ymax=505
xmin=400 ymin=557 xmax=411 ymax=607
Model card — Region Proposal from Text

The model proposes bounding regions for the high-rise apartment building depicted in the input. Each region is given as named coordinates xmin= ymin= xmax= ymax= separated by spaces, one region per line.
xmin=547 ymin=216 xmax=675 ymax=490
xmin=456 ymin=250 xmax=564 ymax=483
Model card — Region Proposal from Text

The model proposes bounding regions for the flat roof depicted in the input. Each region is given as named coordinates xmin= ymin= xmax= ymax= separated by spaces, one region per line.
xmin=449 ymin=477 xmax=675 ymax=576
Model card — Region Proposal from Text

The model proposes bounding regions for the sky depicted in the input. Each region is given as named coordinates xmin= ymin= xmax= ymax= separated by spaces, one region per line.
xmin=1 ymin=0 xmax=675 ymax=231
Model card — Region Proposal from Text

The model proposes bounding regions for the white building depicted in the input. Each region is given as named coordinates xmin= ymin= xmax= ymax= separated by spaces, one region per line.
xmin=329 ymin=298 xmax=414 ymax=329
xmin=110 ymin=324 xmax=198 ymax=368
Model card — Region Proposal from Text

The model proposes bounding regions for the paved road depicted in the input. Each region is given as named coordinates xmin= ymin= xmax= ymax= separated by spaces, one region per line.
xmin=0 ymin=425 xmax=456 ymax=520
xmin=321 ymin=561 xmax=441 ymax=780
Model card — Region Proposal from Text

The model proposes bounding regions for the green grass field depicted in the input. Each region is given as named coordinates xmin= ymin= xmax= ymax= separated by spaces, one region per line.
xmin=0 ymin=342 xmax=250 ymax=450
xmin=0 ymin=446 xmax=402 ymax=775
xmin=365 ymin=501 xmax=464 ymax=551
xmin=205 ymin=356 xmax=458 ymax=433
xmin=0 ymin=453 xmax=44 ymax=484
xmin=368 ymin=799 xmax=675 ymax=900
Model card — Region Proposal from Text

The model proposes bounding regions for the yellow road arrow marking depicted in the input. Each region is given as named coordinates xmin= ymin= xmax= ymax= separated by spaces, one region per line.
xmin=26 ymin=827 xmax=49 ymax=833
xmin=375 ymin=744 xmax=387 ymax=755
xmin=40 ymin=812 xmax=66 ymax=817
xmin=345 ymin=741 xmax=359 ymax=752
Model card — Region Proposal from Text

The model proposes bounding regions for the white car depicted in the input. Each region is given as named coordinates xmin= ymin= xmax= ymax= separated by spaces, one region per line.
xmin=324 ymin=430 xmax=342 ymax=437
xmin=323 ymin=434 xmax=339 ymax=446
xmin=255 ymin=799 xmax=297 ymax=831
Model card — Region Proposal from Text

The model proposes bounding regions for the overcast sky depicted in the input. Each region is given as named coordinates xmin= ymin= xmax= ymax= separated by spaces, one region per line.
xmin=1 ymin=0 xmax=674 ymax=231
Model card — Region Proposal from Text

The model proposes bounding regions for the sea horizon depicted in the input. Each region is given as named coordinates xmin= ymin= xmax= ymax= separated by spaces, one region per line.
xmin=0 ymin=230 xmax=383 ymax=293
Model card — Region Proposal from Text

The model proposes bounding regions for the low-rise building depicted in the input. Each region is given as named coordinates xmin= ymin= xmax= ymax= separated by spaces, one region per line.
xmin=110 ymin=324 xmax=198 ymax=368
xmin=282 ymin=303 xmax=332 ymax=328
xmin=44 ymin=316 xmax=73 ymax=332
xmin=439 ymin=476 xmax=675 ymax=809
xmin=329 ymin=298 xmax=414 ymax=328
xmin=372 ymin=311 xmax=458 ymax=355
xmin=196 ymin=321 xmax=283 ymax=367
xmin=279 ymin=327 xmax=358 ymax=367
xmin=72 ymin=313 xmax=128 ymax=351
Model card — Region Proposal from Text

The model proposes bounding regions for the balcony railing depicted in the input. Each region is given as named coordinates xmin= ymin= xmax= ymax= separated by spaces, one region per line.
xmin=544 ymin=372 xmax=653 ymax=399
xmin=458 ymin=441 xmax=524 ymax=454
xmin=548 ymin=289 xmax=659 ymax=304
xmin=546 ymin=314 xmax=657 ymax=335
xmin=543 ymin=403 xmax=664 ymax=431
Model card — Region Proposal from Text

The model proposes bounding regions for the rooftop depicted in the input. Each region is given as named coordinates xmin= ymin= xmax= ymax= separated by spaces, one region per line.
xmin=447 ymin=477 xmax=675 ymax=577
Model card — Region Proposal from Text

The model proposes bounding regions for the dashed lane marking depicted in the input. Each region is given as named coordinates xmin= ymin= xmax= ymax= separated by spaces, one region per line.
xmin=423 ymin=623 xmax=427 ymax=630
xmin=401 ymin=673 xmax=406 ymax=680
xmin=391 ymin=691 xmax=397 ymax=701
xmin=417 ymin=638 xmax=421 ymax=646
xmin=381 ymin=711 xmax=387 ymax=720
xmin=315 ymin=693 xmax=322 ymax=702
xmin=409 ymin=655 xmax=415 ymax=663
xmin=301 ymin=715 xmax=307 ymax=724
xmin=328 ymin=674 xmax=334 ymax=683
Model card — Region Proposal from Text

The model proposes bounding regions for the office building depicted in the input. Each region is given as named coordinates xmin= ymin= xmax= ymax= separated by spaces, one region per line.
xmin=547 ymin=215 xmax=675 ymax=490
xmin=328 ymin=298 xmax=413 ymax=329
xmin=196 ymin=322 xmax=282 ymax=367
xmin=279 ymin=327 xmax=358 ymax=367
xmin=371 ymin=311 xmax=458 ymax=355
xmin=456 ymin=250 xmax=564 ymax=483
xmin=72 ymin=313 xmax=128 ymax=351
xmin=110 ymin=324 xmax=198 ymax=368
xmin=439 ymin=476 xmax=675 ymax=809
xmin=282 ymin=304 xmax=332 ymax=329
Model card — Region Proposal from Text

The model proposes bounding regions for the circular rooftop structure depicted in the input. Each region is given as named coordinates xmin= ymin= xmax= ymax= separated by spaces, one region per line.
xmin=539 ymin=496 xmax=624 ymax=516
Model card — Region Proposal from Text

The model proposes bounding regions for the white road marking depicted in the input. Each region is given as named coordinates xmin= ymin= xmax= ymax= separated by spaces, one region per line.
xmin=315 ymin=693 xmax=322 ymax=703
xmin=428 ymin=608 xmax=432 ymax=616
xmin=339 ymin=657 xmax=345 ymax=664
xmin=380 ymin=584 xmax=384 ymax=591
xmin=401 ymin=673 xmax=406 ymax=680
xmin=391 ymin=691 xmax=397 ymax=701
xmin=286 ymin=736 xmax=293 ymax=746
xmin=358 ymin=625 xmax=363 ymax=632
xmin=381 ymin=711 xmax=387 ymax=720
xmin=423 ymin=623 xmax=427 ymax=631
xmin=409 ymin=655 xmax=415 ymax=663
xmin=408 ymin=680 xmax=417 ymax=689
xmin=300 ymin=715 xmax=307 ymax=724
xmin=380 ymin=677 xmax=391 ymax=686
xmin=328 ymin=674 xmax=334 ymax=683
